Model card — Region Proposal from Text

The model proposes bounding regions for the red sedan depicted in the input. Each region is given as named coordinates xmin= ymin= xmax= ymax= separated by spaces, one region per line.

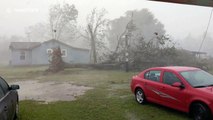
xmin=131 ymin=66 xmax=213 ymax=120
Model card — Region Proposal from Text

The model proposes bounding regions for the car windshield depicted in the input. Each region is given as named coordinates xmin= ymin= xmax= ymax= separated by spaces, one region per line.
xmin=180 ymin=70 xmax=213 ymax=88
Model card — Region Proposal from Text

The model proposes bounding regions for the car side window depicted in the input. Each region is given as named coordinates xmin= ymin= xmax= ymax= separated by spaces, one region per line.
xmin=144 ymin=70 xmax=161 ymax=82
xmin=0 ymin=77 xmax=9 ymax=93
xmin=0 ymin=87 xmax=4 ymax=99
xmin=144 ymin=71 xmax=150 ymax=79
xmin=163 ymin=72 xmax=181 ymax=85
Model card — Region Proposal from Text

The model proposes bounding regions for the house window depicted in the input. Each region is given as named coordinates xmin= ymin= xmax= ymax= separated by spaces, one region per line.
xmin=61 ymin=49 xmax=67 ymax=57
xmin=20 ymin=51 xmax=25 ymax=60
xmin=47 ymin=49 xmax=53 ymax=56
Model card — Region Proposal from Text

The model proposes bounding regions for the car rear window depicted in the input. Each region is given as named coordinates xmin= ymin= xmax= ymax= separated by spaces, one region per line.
xmin=144 ymin=70 xmax=161 ymax=82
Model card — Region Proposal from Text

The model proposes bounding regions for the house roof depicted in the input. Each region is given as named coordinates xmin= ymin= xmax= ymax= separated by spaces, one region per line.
xmin=9 ymin=39 xmax=90 ymax=51
xmin=190 ymin=51 xmax=207 ymax=55
xmin=9 ymin=42 xmax=41 ymax=50
xmin=43 ymin=39 xmax=89 ymax=51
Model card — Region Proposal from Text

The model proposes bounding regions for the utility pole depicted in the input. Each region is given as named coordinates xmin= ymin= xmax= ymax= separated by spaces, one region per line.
xmin=125 ymin=34 xmax=129 ymax=72
xmin=53 ymin=29 xmax=57 ymax=40
xmin=26 ymin=31 xmax=31 ymax=42
xmin=124 ymin=12 xmax=135 ymax=72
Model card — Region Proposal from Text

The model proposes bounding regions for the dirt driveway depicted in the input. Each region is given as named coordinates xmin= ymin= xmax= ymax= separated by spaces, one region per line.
xmin=10 ymin=80 xmax=92 ymax=103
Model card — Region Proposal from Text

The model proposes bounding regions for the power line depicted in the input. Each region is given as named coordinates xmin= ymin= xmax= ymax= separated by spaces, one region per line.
xmin=198 ymin=7 xmax=213 ymax=52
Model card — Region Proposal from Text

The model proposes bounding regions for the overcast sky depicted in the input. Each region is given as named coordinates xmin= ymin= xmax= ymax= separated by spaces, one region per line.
xmin=0 ymin=0 xmax=212 ymax=41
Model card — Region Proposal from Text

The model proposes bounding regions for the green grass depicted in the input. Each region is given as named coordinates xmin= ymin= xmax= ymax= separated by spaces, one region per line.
xmin=0 ymin=66 xmax=48 ymax=81
xmin=1 ymin=66 xmax=191 ymax=120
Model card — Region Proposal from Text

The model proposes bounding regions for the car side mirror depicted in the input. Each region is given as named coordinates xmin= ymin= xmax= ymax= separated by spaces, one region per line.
xmin=10 ymin=85 xmax=20 ymax=90
xmin=172 ymin=82 xmax=185 ymax=89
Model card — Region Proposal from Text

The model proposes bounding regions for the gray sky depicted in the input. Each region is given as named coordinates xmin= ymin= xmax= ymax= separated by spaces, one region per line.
xmin=0 ymin=0 xmax=212 ymax=41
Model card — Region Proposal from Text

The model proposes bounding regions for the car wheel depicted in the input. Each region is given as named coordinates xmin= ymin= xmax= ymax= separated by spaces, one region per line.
xmin=192 ymin=103 xmax=211 ymax=120
xmin=135 ymin=88 xmax=146 ymax=104
xmin=14 ymin=102 xmax=19 ymax=120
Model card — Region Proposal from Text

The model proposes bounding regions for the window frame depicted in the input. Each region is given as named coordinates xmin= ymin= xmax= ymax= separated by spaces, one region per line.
xmin=46 ymin=49 xmax=53 ymax=56
xmin=61 ymin=49 xmax=67 ymax=57
xmin=20 ymin=51 xmax=25 ymax=60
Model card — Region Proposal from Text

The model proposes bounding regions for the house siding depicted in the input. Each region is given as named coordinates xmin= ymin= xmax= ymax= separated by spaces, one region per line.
xmin=10 ymin=49 xmax=32 ymax=65
xmin=31 ymin=40 xmax=90 ymax=65
xmin=70 ymin=49 xmax=90 ymax=64
xmin=10 ymin=40 xmax=90 ymax=65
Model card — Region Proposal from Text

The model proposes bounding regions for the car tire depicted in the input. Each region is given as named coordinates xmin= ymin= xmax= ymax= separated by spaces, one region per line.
xmin=14 ymin=102 xmax=19 ymax=120
xmin=191 ymin=103 xmax=211 ymax=120
xmin=135 ymin=88 xmax=146 ymax=104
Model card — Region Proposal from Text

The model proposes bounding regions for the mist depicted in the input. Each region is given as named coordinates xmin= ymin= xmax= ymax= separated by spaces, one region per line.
xmin=1 ymin=2 xmax=213 ymax=120
xmin=0 ymin=0 xmax=213 ymax=64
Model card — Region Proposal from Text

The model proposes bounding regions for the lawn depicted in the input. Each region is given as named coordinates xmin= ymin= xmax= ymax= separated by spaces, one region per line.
xmin=0 ymin=66 xmax=191 ymax=120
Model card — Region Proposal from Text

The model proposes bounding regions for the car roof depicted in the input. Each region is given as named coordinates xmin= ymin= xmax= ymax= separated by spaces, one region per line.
xmin=149 ymin=66 xmax=200 ymax=72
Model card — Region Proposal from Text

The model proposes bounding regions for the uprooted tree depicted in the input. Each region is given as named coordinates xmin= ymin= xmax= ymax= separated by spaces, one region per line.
xmin=108 ymin=9 xmax=165 ymax=53
xmin=106 ymin=9 xmax=166 ymax=64
xmin=48 ymin=47 xmax=64 ymax=73
xmin=105 ymin=9 xmax=206 ymax=70
xmin=129 ymin=34 xmax=177 ymax=70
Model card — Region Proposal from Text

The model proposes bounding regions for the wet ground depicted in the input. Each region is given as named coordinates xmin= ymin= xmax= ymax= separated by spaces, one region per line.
xmin=10 ymin=80 xmax=92 ymax=103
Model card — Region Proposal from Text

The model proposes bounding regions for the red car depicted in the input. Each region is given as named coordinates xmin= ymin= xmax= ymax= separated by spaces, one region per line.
xmin=131 ymin=66 xmax=213 ymax=120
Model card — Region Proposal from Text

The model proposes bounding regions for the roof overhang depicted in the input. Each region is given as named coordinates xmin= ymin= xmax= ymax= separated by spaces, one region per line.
xmin=150 ymin=0 xmax=213 ymax=7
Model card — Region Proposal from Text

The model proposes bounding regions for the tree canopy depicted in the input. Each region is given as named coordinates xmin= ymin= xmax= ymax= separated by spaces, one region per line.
xmin=84 ymin=8 xmax=109 ymax=63
xmin=49 ymin=3 xmax=78 ymax=40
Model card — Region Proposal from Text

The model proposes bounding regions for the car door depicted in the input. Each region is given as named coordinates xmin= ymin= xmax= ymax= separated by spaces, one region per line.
xmin=143 ymin=70 xmax=164 ymax=103
xmin=159 ymin=71 xmax=188 ymax=111
xmin=0 ymin=77 xmax=15 ymax=120
xmin=0 ymin=86 xmax=8 ymax=120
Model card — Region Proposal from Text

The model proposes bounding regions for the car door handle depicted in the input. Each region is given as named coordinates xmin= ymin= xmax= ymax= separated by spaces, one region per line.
xmin=4 ymin=106 xmax=8 ymax=111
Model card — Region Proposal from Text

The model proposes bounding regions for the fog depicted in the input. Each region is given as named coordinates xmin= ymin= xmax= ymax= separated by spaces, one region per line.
xmin=0 ymin=0 xmax=213 ymax=64
xmin=1 ymin=2 xmax=213 ymax=119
